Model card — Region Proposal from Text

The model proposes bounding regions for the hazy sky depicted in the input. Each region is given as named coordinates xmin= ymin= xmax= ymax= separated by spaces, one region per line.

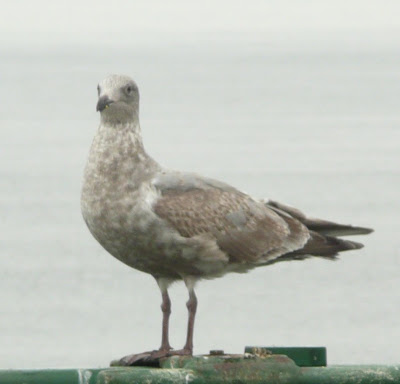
xmin=1 ymin=0 xmax=399 ymax=369
xmin=1 ymin=0 xmax=399 ymax=48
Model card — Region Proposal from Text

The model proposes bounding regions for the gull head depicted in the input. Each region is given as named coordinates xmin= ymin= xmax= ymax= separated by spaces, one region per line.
xmin=96 ymin=74 xmax=139 ymax=125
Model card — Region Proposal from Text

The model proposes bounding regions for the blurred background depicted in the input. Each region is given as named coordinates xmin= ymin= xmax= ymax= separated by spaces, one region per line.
xmin=1 ymin=0 xmax=399 ymax=368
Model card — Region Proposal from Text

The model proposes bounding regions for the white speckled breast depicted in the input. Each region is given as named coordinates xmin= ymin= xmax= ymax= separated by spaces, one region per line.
xmin=81 ymin=122 xmax=167 ymax=273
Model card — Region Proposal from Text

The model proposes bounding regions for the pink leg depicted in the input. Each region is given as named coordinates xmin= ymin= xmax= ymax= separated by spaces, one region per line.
xmin=112 ymin=278 xmax=198 ymax=366
xmin=169 ymin=277 xmax=198 ymax=356
xmin=159 ymin=290 xmax=172 ymax=352
xmin=182 ymin=288 xmax=197 ymax=353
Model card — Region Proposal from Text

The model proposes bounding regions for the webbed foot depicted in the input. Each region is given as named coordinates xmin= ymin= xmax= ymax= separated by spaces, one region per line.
xmin=111 ymin=348 xmax=192 ymax=367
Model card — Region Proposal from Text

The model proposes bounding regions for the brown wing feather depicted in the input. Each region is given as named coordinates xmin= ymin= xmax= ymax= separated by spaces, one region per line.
xmin=154 ymin=188 xmax=309 ymax=263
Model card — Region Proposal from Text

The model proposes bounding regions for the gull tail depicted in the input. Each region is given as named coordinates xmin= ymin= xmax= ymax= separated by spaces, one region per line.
xmin=266 ymin=200 xmax=373 ymax=237
xmin=263 ymin=199 xmax=373 ymax=262
xmin=291 ymin=231 xmax=364 ymax=258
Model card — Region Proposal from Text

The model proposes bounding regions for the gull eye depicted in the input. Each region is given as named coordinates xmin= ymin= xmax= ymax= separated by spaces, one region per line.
xmin=97 ymin=85 xmax=100 ymax=95
xmin=125 ymin=85 xmax=133 ymax=95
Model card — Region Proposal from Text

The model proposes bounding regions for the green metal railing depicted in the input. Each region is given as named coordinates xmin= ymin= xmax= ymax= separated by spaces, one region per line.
xmin=1 ymin=347 xmax=399 ymax=384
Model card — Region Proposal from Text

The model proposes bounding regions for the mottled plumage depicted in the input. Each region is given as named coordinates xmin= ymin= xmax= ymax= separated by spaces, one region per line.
xmin=81 ymin=75 xmax=373 ymax=366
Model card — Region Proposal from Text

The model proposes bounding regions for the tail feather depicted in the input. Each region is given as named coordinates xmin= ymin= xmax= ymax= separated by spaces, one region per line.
xmin=292 ymin=230 xmax=364 ymax=257
xmin=262 ymin=199 xmax=372 ymax=264
xmin=266 ymin=200 xmax=373 ymax=237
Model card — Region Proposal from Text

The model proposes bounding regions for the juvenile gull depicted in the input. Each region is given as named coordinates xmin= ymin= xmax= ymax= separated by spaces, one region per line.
xmin=81 ymin=74 xmax=373 ymax=365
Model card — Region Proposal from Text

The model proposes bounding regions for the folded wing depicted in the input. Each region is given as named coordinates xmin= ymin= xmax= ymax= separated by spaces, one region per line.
xmin=153 ymin=172 xmax=310 ymax=264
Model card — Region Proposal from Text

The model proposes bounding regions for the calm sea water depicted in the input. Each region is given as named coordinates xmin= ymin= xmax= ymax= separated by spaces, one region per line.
xmin=0 ymin=42 xmax=399 ymax=368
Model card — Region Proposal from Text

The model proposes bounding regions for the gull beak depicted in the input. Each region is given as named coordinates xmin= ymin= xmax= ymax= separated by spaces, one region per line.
xmin=96 ymin=96 xmax=114 ymax=112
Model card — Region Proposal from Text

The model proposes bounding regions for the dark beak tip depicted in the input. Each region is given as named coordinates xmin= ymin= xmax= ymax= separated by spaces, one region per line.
xmin=96 ymin=96 xmax=113 ymax=112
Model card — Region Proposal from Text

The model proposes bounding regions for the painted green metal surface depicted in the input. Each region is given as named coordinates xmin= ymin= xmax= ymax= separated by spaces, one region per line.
xmin=245 ymin=346 xmax=327 ymax=367
xmin=1 ymin=354 xmax=400 ymax=384
xmin=161 ymin=354 xmax=400 ymax=384
xmin=0 ymin=369 xmax=101 ymax=384
xmin=0 ymin=368 xmax=191 ymax=384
